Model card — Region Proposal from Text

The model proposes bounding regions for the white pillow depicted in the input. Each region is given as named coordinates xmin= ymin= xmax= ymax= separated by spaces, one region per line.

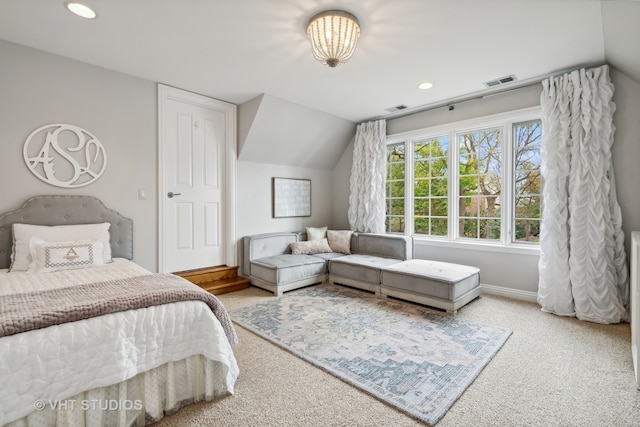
xmin=289 ymin=238 xmax=333 ymax=255
xmin=28 ymin=238 xmax=104 ymax=273
xmin=11 ymin=223 xmax=112 ymax=271
xmin=327 ymin=230 xmax=353 ymax=254
xmin=306 ymin=226 xmax=328 ymax=241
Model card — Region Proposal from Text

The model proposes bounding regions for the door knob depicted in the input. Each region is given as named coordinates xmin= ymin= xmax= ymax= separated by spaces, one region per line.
xmin=167 ymin=192 xmax=182 ymax=198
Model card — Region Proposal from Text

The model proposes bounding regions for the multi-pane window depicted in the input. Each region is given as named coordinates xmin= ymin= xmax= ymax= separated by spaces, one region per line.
xmin=458 ymin=128 xmax=502 ymax=240
xmin=414 ymin=137 xmax=448 ymax=236
xmin=385 ymin=109 xmax=542 ymax=247
xmin=513 ymin=120 xmax=542 ymax=242
xmin=385 ymin=143 xmax=405 ymax=233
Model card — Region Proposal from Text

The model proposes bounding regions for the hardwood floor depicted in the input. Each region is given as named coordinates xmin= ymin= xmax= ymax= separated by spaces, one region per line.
xmin=174 ymin=265 xmax=250 ymax=295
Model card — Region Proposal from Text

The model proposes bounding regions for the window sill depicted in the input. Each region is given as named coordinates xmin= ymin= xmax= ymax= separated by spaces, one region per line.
xmin=412 ymin=236 xmax=541 ymax=256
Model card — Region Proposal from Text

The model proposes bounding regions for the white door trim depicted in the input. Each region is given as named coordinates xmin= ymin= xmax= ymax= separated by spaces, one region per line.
xmin=157 ymin=84 xmax=237 ymax=272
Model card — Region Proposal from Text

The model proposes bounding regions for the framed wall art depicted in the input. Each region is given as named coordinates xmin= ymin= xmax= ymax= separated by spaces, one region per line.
xmin=272 ymin=177 xmax=311 ymax=218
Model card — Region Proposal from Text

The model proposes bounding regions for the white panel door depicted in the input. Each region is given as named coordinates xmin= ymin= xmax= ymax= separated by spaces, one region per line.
xmin=161 ymin=90 xmax=227 ymax=272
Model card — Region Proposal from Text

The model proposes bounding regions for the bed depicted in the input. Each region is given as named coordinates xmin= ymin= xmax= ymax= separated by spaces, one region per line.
xmin=0 ymin=195 xmax=240 ymax=427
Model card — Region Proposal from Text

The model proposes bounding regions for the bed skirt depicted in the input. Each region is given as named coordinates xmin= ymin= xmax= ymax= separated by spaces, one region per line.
xmin=6 ymin=354 xmax=233 ymax=427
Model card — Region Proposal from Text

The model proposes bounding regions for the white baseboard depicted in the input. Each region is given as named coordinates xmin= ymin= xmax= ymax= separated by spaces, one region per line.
xmin=480 ymin=283 xmax=538 ymax=303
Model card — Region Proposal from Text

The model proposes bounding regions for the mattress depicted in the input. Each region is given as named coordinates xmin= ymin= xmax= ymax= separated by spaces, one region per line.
xmin=0 ymin=259 xmax=240 ymax=425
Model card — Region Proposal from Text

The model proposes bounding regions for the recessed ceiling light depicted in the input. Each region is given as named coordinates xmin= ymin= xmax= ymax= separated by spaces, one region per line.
xmin=65 ymin=2 xmax=97 ymax=19
xmin=418 ymin=82 xmax=434 ymax=90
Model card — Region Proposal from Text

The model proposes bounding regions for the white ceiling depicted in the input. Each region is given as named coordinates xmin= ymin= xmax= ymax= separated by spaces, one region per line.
xmin=0 ymin=0 xmax=621 ymax=123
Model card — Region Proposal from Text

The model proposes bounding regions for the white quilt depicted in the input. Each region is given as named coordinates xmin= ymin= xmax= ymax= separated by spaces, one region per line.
xmin=0 ymin=259 xmax=240 ymax=425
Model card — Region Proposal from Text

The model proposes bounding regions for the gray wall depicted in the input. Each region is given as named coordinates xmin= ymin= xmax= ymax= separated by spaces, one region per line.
xmin=610 ymin=68 xmax=640 ymax=252
xmin=0 ymin=40 xmax=341 ymax=273
xmin=236 ymin=161 xmax=334 ymax=238
xmin=601 ymin=1 xmax=640 ymax=85
xmin=0 ymin=40 xmax=158 ymax=271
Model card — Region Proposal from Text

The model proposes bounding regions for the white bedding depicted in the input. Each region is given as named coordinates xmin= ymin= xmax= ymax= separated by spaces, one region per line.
xmin=0 ymin=259 xmax=240 ymax=425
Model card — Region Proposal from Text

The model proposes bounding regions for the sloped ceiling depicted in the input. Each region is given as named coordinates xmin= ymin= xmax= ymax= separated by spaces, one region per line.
xmin=238 ymin=94 xmax=356 ymax=170
xmin=0 ymin=0 xmax=613 ymax=123
xmin=0 ymin=1 xmax=638 ymax=171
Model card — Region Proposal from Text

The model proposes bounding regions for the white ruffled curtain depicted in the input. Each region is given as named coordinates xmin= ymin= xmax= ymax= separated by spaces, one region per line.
xmin=537 ymin=64 xmax=629 ymax=324
xmin=348 ymin=119 xmax=387 ymax=233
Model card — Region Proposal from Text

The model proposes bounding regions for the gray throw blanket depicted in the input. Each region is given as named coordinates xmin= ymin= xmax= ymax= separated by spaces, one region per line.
xmin=0 ymin=273 xmax=238 ymax=347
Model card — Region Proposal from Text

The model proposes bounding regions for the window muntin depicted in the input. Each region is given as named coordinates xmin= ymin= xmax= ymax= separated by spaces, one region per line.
xmin=385 ymin=143 xmax=405 ymax=233
xmin=513 ymin=120 xmax=542 ymax=243
xmin=413 ymin=137 xmax=449 ymax=237
xmin=457 ymin=127 xmax=502 ymax=241
xmin=385 ymin=109 xmax=542 ymax=248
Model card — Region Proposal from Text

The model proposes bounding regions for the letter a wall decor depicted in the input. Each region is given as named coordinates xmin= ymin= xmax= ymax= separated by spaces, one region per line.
xmin=23 ymin=124 xmax=107 ymax=188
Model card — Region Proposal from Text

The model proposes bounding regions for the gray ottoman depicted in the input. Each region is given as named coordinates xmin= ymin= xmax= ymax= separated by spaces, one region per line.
xmin=380 ymin=259 xmax=481 ymax=314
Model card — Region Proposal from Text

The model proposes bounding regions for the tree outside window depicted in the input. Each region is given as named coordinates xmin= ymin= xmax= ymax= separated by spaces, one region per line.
xmin=414 ymin=137 xmax=448 ymax=237
xmin=384 ymin=110 xmax=542 ymax=247
xmin=385 ymin=143 xmax=405 ymax=233
xmin=513 ymin=120 xmax=542 ymax=242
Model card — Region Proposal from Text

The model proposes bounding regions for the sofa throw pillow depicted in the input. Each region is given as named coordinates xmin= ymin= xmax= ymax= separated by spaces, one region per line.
xmin=306 ymin=226 xmax=328 ymax=241
xmin=327 ymin=230 xmax=353 ymax=254
xmin=290 ymin=238 xmax=333 ymax=255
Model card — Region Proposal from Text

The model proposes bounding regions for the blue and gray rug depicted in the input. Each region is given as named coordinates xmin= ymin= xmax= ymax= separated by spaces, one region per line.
xmin=230 ymin=284 xmax=511 ymax=425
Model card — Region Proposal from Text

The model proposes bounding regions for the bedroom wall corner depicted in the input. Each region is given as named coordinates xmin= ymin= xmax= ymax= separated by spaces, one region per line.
xmin=331 ymin=138 xmax=354 ymax=230
xmin=0 ymin=40 xmax=159 ymax=271
xmin=610 ymin=67 xmax=640 ymax=259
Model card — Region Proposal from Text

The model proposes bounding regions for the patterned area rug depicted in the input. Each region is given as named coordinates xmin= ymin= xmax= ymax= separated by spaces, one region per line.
xmin=230 ymin=284 xmax=511 ymax=425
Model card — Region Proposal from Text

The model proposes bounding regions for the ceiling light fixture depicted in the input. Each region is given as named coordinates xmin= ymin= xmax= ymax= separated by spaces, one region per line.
xmin=306 ymin=10 xmax=361 ymax=68
xmin=65 ymin=2 xmax=97 ymax=19
xmin=418 ymin=82 xmax=434 ymax=90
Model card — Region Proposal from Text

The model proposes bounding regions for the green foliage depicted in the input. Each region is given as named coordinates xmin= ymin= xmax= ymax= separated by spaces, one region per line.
xmin=411 ymin=138 xmax=449 ymax=237
xmin=385 ymin=120 xmax=542 ymax=242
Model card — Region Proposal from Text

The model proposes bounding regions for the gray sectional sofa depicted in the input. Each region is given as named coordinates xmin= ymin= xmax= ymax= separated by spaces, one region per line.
xmin=241 ymin=231 xmax=411 ymax=296
xmin=241 ymin=231 xmax=481 ymax=313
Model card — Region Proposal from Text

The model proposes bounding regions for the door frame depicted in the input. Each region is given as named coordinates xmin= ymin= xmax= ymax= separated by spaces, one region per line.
xmin=157 ymin=84 xmax=237 ymax=273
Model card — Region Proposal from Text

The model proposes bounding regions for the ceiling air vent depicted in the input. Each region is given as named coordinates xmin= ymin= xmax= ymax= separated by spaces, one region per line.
xmin=483 ymin=74 xmax=517 ymax=88
xmin=385 ymin=104 xmax=408 ymax=113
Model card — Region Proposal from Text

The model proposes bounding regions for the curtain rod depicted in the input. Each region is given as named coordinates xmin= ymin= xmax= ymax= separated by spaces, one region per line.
xmin=372 ymin=62 xmax=603 ymax=122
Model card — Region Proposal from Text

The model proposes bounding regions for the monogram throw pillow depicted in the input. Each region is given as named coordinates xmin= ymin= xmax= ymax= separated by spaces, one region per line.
xmin=10 ymin=222 xmax=112 ymax=271
xmin=28 ymin=238 xmax=104 ymax=273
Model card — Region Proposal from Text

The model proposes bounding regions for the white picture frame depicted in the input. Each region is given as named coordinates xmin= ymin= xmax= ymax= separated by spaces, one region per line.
xmin=272 ymin=177 xmax=311 ymax=218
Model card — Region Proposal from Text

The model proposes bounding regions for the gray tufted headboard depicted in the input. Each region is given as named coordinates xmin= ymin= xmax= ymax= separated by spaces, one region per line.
xmin=0 ymin=195 xmax=133 ymax=269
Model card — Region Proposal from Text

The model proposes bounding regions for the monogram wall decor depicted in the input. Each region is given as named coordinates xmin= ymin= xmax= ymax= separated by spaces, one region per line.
xmin=23 ymin=124 xmax=107 ymax=188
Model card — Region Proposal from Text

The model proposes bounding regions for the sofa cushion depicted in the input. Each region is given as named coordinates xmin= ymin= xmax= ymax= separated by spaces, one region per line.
xmin=356 ymin=233 xmax=412 ymax=260
xmin=310 ymin=252 xmax=347 ymax=261
xmin=380 ymin=259 xmax=480 ymax=301
xmin=329 ymin=254 xmax=402 ymax=285
xmin=252 ymin=254 xmax=326 ymax=285
xmin=242 ymin=232 xmax=298 ymax=276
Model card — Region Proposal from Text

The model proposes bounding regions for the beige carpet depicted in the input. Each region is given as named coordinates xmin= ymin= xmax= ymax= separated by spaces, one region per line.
xmin=155 ymin=286 xmax=640 ymax=427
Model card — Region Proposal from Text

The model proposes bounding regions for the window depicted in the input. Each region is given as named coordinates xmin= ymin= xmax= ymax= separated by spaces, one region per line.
xmin=513 ymin=120 xmax=542 ymax=242
xmin=458 ymin=127 xmax=502 ymax=240
xmin=385 ymin=143 xmax=405 ymax=233
xmin=385 ymin=108 xmax=542 ymax=248
xmin=414 ymin=137 xmax=449 ymax=236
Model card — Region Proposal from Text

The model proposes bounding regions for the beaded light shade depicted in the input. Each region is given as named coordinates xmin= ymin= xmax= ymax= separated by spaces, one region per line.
xmin=306 ymin=10 xmax=361 ymax=68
